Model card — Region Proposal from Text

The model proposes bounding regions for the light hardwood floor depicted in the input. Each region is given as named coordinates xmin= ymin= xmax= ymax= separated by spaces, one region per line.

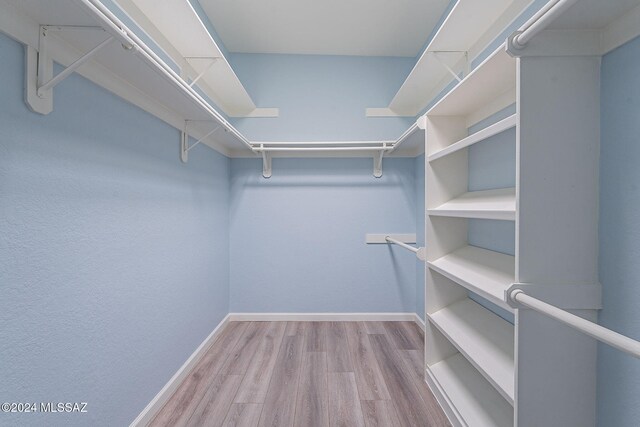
xmin=150 ymin=321 xmax=450 ymax=427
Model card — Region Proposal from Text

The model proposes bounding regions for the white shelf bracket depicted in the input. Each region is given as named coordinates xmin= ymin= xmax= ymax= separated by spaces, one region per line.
xmin=431 ymin=51 xmax=466 ymax=83
xmin=373 ymin=147 xmax=384 ymax=178
xmin=261 ymin=146 xmax=272 ymax=178
xmin=26 ymin=25 xmax=116 ymax=114
xmin=184 ymin=56 xmax=220 ymax=88
xmin=181 ymin=121 xmax=221 ymax=163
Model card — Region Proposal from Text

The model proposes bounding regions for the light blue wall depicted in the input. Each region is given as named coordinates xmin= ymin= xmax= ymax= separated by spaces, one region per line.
xmin=597 ymin=35 xmax=640 ymax=427
xmin=466 ymin=105 xmax=516 ymax=259
xmin=229 ymin=157 xmax=417 ymax=314
xmin=0 ymin=33 xmax=230 ymax=426
xmin=416 ymin=154 xmax=426 ymax=320
xmin=228 ymin=53 xmax=415 ymax=141
xmin=465 ymin=106 xmax=517 ymax=323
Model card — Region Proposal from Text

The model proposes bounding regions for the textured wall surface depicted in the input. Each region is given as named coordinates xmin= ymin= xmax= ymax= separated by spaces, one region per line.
xmin=597 ymin=35 xmax=640 ymax=427
xmin=228 ymin=53 xmax=415 ymax=141
xmin=229 ymin=157 xmax=417 ymax=314
xmin=0 ymin=33 xmax=230 ymax=426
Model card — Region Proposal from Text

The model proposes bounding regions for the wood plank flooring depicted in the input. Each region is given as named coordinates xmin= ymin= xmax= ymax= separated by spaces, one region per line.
xmin=150 ymin=321 xmax=450 ymax=427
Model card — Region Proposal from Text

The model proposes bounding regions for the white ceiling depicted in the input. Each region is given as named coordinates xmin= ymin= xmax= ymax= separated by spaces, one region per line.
xmin=198 ymin=0 xmax=452 ymax=57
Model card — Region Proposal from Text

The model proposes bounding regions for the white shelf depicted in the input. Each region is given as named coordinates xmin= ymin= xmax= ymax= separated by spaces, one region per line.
xmin=379 ymin=0 xmax=523 ymax=116
xmin=428 ymin=114 xmax=517 ymax=162
xmin=4 ymin=0 xmax=254 ymax=156
xmin=387 ymin=118 xmax=427 ymax=157
xmin=428 ymin=354 xmax=513 ymax=427
xmin=427 ymin=47 xmax=517 ymax=122
xmin=429 ymin=299 xmax=515 ymax=404
xmin=428 ymin=246 xmax=515 ymax=312
xmin=126 ymin=0 xmax=275 ymax=118
xmin=428 ymin=187 xmax=516 ymax=221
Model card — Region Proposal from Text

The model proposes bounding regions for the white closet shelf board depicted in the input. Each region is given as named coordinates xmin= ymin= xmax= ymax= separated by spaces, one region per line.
xmin=545 ymin=0 xmax=640 ymax=55
xmin=429 ymin=299 xmax=515 ymax=404
xmin=428 ymin=246 xmax=515 ymax=312
xmin=428 ymin=114 xmax=517 ymax=162
xmin=428 ymin=187 xmax=516 ymax=220
xmin=547 ymin=0 xmax=639 ymax=30
xmin=376 ymin=0 xmax=528 ymax=116
xmin=383 ymin=0 xmax=515 ymax=115
xmin=7 ymin=0 xmax=251 ymax=156
xmin=127 ymin=0 xmax=272 ymax=118
xmin=427 ymin=47 xmax=516 ymax=121
xmin=427 ymin=353 xmax=513 ymax=427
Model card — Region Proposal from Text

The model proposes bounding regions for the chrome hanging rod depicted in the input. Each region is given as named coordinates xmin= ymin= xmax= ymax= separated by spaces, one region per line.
xmin=385 ymin=236 xmax=426 ymax=261
xmin=509 ymin=0 xmax=579 ymax=50
xmin=252 ymin=146 xmax=392 ymax=152
xmin=509 ymin=289 xmax=640 ymax=359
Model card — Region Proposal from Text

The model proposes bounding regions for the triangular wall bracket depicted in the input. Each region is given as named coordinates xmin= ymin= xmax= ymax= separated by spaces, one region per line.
xmin=25 ymin=25 xmax=115 ymax=115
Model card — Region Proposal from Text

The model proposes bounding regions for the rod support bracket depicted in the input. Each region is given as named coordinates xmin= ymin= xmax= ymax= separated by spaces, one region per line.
xmin=506 ymin=31 xmax=526 ymax=58
xmin=373 ymin=150 xmax=383 ymax=178
xmin=416 ymin=115 xmax=427 ymax=130
xmin=180 ymin=125 xmax=189 ymax=163
xmin=505 ymin=282 xmax=602 ymax=310
xmin=262 ymin=149 xmax=272 ymax=178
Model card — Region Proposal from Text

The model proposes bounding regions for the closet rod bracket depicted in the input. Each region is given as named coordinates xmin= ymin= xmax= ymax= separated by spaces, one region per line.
xmin=373 ymin=148 xmax=384 ymax=178
xmin=261 ymin=146 xmax=272 ymax=178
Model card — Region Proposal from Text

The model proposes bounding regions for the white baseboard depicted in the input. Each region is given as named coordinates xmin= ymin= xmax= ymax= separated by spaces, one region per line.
xmin=413 ymin=313 xmax=426 ymax=332
xmin=228 ymin=312 xmax=419 ymax=322
xmin=129 ymin=314 xmax=231 ymax=427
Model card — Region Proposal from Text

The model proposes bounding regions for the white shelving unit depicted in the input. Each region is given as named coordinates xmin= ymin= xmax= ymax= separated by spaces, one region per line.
xmin=422 ymin=2 xmax=608 ymax=419
xmin=367 ymin=0 xmax=532 ymax=117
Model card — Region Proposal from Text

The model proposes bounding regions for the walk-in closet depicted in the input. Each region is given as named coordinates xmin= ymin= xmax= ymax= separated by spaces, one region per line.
xmin=1 ymin=0 xmax=639 ymax=426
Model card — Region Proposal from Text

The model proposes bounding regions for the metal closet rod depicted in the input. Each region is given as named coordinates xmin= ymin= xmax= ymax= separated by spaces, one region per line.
xmin=511 ymin=0 xmax=579 ymax=49
xmin=385 ymin=236 xmax=420 ymax=254
xmin=385 ymin=236 xmax=426 ymax=261
xmin=386 ymin=121 xmax=419 ymax=154
xmin=253 ymin=146 xmax=392 ymax=152
xmin=253 ymin=141 xmax=395 ymax=146
xmin=75 ymin=0 xmax=253 ymax=151
xmin=509 ymin=290 xmax=640 ymax=360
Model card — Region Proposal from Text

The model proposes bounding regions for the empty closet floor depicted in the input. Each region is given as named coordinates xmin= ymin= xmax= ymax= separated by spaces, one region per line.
xmin=150 ymin=321 xmax=450 ymax=427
